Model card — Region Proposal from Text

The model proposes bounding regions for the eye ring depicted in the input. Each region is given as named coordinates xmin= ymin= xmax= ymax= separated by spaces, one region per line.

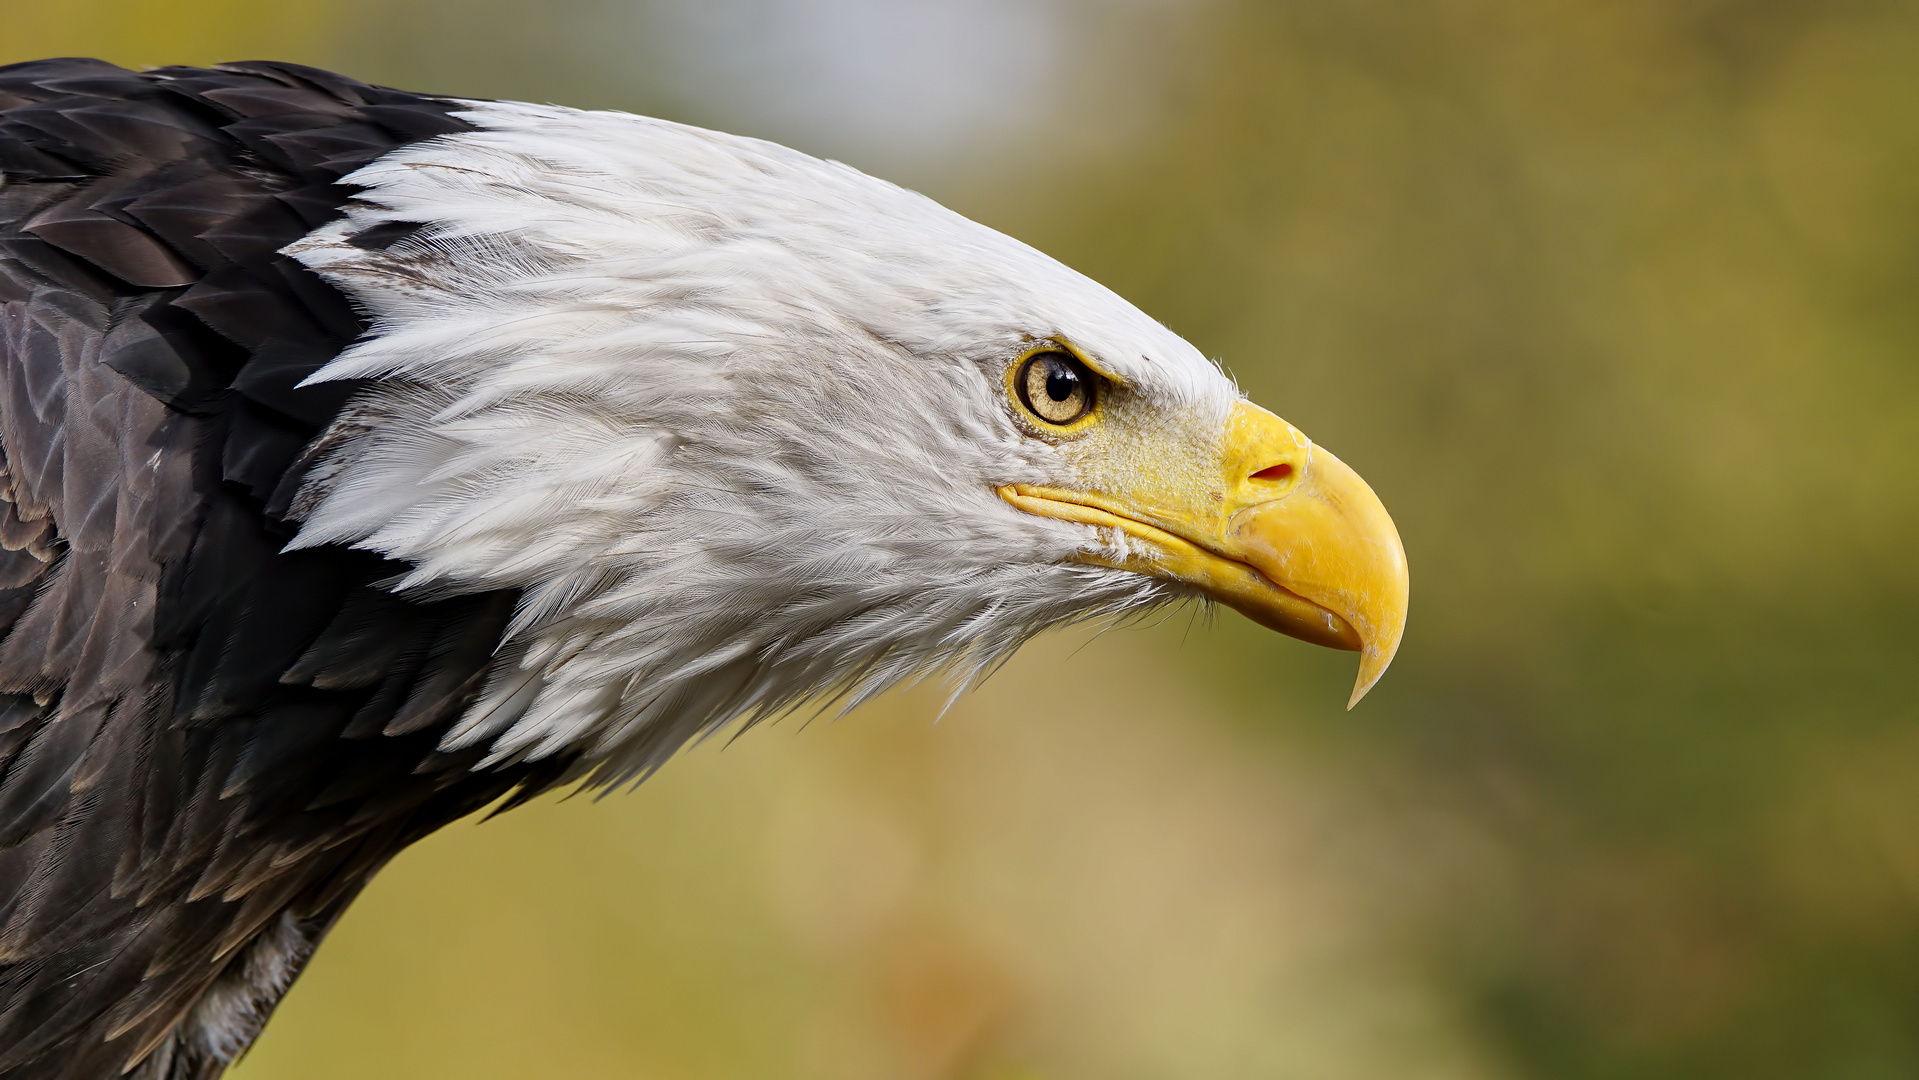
xmin=1015 ymin=350 xmax=1096 ymax=427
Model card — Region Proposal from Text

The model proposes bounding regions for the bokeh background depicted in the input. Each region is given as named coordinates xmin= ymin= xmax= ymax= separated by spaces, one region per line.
xmin=6 ymin=1 xmax=1918 ymax=1077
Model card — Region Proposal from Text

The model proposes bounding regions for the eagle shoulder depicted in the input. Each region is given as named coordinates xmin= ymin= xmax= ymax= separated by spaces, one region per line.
xmin=0 ymin=59 xmax=559 ymax=1080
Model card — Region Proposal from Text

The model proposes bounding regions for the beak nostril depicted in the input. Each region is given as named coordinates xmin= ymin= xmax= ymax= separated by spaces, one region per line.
xmin=1252 ymin=463 xmax=1294 ymax=482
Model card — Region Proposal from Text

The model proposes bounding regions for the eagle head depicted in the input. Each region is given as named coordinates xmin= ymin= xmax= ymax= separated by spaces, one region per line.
xmin=282 ymin=99 xmax=1408 ymax=784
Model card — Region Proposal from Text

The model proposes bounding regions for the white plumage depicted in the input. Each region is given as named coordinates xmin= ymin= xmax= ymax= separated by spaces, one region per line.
xmin=286 ymin=100 xmax=1240 ymax=782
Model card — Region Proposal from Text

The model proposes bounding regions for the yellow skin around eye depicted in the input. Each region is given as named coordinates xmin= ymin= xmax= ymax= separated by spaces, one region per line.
xmin=1019 ymin=353 xmax=1091 ymax=425
xmin=1003 ymin=342 xmax=1107 ymax=436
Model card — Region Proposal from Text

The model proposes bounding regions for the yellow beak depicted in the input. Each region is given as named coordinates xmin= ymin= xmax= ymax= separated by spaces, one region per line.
xmin=1000 ymin=401 xmax=1409 ymax=707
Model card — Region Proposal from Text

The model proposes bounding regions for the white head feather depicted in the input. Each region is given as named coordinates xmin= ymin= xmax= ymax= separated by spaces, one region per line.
xmin=284 ymin=100 xmax=1241 ymax=782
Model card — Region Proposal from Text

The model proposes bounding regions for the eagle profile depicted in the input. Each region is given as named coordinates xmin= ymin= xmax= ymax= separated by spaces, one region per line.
xmin=0 ymin=59 xmax=1408 ymax=1078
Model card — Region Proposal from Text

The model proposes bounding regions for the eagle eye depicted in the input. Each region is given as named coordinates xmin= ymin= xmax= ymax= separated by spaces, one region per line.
xmin=1016 ymin=351 xmax=1095 ymax=426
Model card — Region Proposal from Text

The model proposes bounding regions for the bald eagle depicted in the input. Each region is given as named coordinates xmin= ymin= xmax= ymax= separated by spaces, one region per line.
xmin=0 ymin=59 xmax=1407 ymax=1078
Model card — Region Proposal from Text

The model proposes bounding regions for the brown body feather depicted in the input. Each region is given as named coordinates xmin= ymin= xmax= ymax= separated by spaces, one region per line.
xmin=0 ymin=60 xmax=568 ymax=1079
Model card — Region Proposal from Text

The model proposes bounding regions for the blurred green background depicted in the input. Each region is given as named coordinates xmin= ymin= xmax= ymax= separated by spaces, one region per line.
xmin=6 ymin=1 xmax=1918 ymax=1077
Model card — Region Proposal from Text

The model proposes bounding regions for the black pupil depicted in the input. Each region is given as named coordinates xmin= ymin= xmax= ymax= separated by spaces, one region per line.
xmin=1045 ymin=363 xmax=1078 ymax=402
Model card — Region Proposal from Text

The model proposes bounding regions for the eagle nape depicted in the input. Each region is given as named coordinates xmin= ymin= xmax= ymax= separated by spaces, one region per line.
xmin=0 ymin=58 xmax=1407 ymax=1079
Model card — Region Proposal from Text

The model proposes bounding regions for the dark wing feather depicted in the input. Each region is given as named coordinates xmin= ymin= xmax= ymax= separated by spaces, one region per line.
xmin=0 ymin=61 xmax=570 ymax=1080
